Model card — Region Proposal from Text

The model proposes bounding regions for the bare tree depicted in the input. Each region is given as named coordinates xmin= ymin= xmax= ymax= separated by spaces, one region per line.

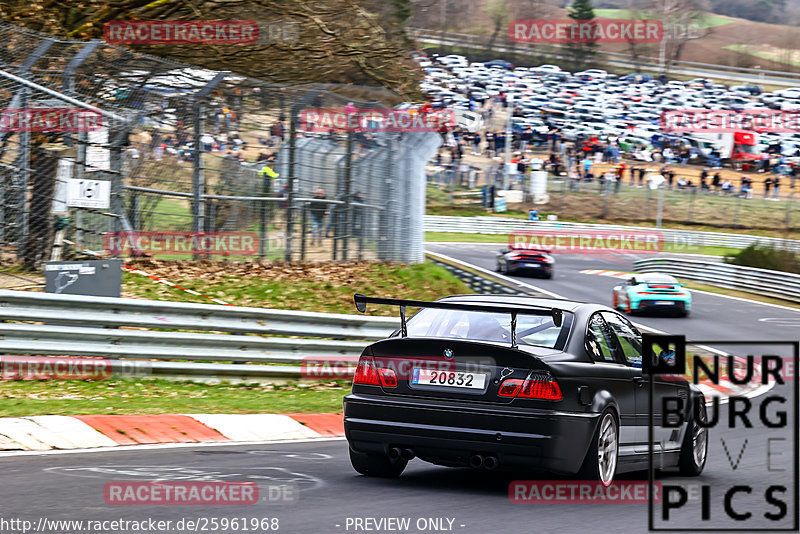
xmin=485 ymin=0 xmax=512 ymax=52
xmin=647 ymin=0 xmax=712 ymax=72
xmin=0 ymin=0 xmax=422 ymax=97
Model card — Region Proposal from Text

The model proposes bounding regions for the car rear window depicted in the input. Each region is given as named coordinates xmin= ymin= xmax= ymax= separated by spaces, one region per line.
xmin=403 ymin=308 xmax=571 ymax=349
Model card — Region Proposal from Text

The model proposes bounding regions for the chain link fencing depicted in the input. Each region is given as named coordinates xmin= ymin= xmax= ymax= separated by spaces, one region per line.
xmin=0 ymin=22 xmax=440 ymax=269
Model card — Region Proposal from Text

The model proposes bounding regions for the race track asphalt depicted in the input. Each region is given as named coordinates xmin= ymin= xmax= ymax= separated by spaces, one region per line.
xmin=0 ymin=246 xmax=795 ymax=534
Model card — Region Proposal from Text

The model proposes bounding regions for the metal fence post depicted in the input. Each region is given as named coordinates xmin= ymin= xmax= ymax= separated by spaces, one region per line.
xmin=259 ymin=172 xmax=271 ymax=258
xmin=284 ymin=103 xmax=298 ymax=262
xmin=342 ymin=132 xmax=353 ymax=261
xmin=110 ymin=129 xmax=125 ymax=237
xmin=378 ymin=138 xmax=392 ymax=260
xmin=192 ymin=101 xmax=206 ymax=237
xmin=300 ymin=201 xmax=308 ymax=261
xmin=15 ymin=87 xmax=30 ymax=263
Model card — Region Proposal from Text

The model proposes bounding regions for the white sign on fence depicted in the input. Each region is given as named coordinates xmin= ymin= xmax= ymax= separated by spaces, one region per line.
xmin=66 ymin=178 xmax=110 ymax=209
xmin=86 ymin=127 xmax=110 ymax=172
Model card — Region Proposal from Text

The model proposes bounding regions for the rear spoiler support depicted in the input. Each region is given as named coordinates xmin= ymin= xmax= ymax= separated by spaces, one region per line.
xmin=353 ymin=294 xmax=563 ymax=350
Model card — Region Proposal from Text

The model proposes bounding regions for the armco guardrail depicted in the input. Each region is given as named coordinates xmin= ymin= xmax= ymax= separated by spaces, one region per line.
xmin=0 ymin=290 xmax=398 ymax=380
xmin=0 ymin=251 xmax=543 ymax=380
xmin=634 ymin=257 xmax=800 ymax=303
xmin=0 ymin=290 xmax=396 ymax=340
xmin=424 ymin=215 xmax=800 ymax=252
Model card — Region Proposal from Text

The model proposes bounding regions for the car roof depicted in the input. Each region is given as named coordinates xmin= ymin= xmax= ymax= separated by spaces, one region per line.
xmin=438 ymin=293 xmax=591 ymax=313
xmin=636 ymin=273 xmax=679 ymax=283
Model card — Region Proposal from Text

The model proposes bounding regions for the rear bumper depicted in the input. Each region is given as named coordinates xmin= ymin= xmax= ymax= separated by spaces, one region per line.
xmin=343 ymin=392 xmax=598 ymax=474
xmin=632 ymin=298 xmax=689 ymax=312
xmin=508 ymin=261 xmax=552 ymax=273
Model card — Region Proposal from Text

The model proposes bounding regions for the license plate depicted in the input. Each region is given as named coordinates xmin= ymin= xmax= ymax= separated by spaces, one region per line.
xmin=411 ymin=369 xmax=486 ymax=389
xmin=654 ymin=300 xmax=675 ymax=305
xmin=524 ymin=263 xmax=542 ymax=268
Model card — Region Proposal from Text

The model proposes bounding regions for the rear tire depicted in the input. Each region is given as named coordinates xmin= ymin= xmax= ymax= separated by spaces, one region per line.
xmin=349 ymin=448 xmax=407 ymax=478
xmin=678 ymin=400 xmax=708 ymax=476
xmin=578 ymin=410 xmax=619 ymax=487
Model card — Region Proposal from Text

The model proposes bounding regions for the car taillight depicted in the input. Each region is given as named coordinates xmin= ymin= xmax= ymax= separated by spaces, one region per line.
xmin=518 ymin=375 xmax=563 ymax=400
xmin=498 ymin=378 xmax=523 ymax=397
xmin=378 ymin=368 xmax=397 ymax=388
xmin=353 ymin=356 xmax=380 ymax=385
xmin=499 ymin=374 xmax=562 ymax=400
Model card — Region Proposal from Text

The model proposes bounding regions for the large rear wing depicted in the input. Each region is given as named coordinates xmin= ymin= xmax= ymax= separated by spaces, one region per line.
xmin=353 ymin=293 xmax=563 ymax=349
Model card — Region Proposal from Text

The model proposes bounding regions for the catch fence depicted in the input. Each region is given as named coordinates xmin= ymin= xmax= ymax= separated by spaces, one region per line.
xmin=0 ymin=22 xmax=440 ymax=268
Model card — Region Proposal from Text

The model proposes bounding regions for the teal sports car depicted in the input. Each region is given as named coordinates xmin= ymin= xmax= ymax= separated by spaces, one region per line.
xmin=612 ymin=273 xmax=692 ymax=317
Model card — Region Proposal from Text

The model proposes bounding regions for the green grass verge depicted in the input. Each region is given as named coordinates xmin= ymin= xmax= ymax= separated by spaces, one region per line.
xmin=1 ymin=262 xmax=470 ymax=416
xmin=122 ymin=262 xmax=470 ymax=312
xmin=593 ymin=9 xmax=733 ymax=28
xmin=724 ymin=44 xmax=800 ymax=68
xmin=0 ymin=379 xmax=350 ymax=417
xmin=679 ymin=279 xmax=800 ymax=309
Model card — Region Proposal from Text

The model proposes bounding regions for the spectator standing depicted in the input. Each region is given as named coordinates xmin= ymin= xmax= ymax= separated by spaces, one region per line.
xmin=520 ymin=128 xmax=533 ymax=153
xmin=495 ymin=131 xmax=505 ymax=159
xmin=582 ymin=156 xmax=593 ymax=179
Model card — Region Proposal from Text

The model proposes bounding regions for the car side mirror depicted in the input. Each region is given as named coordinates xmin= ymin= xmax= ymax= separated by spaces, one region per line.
xmin=629 ymin=277 xmax=638 ymax=286
xmin=499 ymin=249 xmax=510 ymax=254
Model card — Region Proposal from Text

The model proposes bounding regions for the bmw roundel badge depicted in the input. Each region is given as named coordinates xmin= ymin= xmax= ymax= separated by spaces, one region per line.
xmin=443 ymin=348 xmax=454 ymax=360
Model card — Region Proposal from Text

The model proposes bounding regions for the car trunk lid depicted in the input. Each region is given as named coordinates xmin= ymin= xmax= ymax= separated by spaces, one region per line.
xmin=365 ymin=337 xmax=558 ymax=405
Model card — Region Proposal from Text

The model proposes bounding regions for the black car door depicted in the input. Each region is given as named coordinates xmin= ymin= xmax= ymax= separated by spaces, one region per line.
xmin=601 ymin=312 xmax=682 ymax=455
xmin=585 ymin=313 xmax=638 ymax=456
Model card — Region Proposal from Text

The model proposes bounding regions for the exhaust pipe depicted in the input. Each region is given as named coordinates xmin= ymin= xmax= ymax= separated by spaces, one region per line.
xmin=469 ymin=454 xmax=484 ymax=469
xmin=483 ymin=455 xmax=499 ymax=470
xmin=400 ymin=448 xmax=415 ymax=461
xmin=388 ymin=447 xmax=402 ymax=461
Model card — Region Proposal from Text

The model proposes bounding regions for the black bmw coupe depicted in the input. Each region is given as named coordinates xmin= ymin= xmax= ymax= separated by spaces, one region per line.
xmin=344 ymin=293 xmax=708 ymax=486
